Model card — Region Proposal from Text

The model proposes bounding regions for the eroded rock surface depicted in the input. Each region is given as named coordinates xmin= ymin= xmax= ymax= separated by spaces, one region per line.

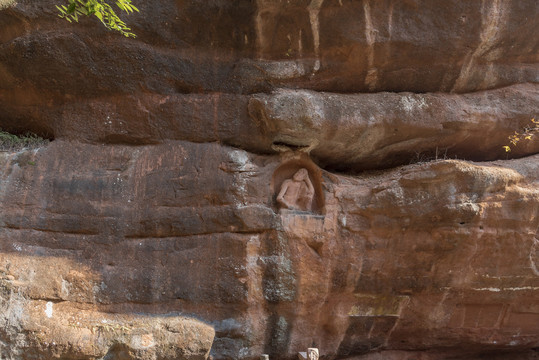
xmin=249 ymin=83 xmax=539 ymax=169
xmin=0 ymin=0 xmax=538 ymax=152
xmin=0 ymin=0 xmax=538 ymax=359
xmin=0 ymin=143 xmax=537 ymax=359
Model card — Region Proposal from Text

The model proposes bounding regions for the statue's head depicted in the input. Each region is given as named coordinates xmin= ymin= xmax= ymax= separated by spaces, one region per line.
xmin=293 ymin=168 xmax=309 ymax=181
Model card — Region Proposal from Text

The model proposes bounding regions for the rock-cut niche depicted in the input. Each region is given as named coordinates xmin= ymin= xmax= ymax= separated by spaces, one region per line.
xmin=271 ymin=159 xmax=325 ymax=215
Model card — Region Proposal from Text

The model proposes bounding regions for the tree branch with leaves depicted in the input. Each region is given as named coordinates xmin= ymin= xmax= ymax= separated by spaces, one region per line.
xmin=56 ymin=0 xmax=139 ymax=37
xmin=503 ymin=118 xmax=539 ymax=152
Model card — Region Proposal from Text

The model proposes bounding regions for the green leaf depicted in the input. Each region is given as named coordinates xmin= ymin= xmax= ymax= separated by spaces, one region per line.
xmin=56 ymin=0 xmax=138 ymax=37
xmin=67 ymin=1 xmax=77 ymax=13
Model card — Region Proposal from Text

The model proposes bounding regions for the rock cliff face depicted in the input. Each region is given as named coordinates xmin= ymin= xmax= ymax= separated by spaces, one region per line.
xmin=0 ymin=1 xmax=538 ymax=359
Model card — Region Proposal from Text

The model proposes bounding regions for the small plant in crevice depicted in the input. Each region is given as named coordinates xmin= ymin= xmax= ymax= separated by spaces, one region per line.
xmin=503 ymin=118 xmax=538 ymax=152
xmin=0 ymin=130 xmax=50 ymax=152
xmin=409 ymin=147 xmax=452 ymax=165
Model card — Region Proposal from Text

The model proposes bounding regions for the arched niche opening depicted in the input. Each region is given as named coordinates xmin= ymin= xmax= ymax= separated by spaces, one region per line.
xmin=271 ymin=155 xmax=325 ymax=215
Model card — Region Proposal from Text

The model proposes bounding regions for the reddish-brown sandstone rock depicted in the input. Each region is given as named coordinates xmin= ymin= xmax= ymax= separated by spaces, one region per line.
xmin=0 ymin=0 xmax=537 ymax=97
xmin=0 ymin=143 xmax=537 ymax=359
xmin=0 ymin=1 xmax=538 ymax=359
xmin=0 ymin=0 xmax=538 ymax=152
xmin=249 ymin=83 xmax=539 ymax=170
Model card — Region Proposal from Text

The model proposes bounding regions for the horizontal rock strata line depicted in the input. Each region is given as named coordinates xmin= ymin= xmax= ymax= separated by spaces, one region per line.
xmin=1 ymin=84 xmax=537 ymax=172
xmin=250 ymin=83 xmax=539 ymax=170
xmin=1 ymin=0 xmax=537 ymax=94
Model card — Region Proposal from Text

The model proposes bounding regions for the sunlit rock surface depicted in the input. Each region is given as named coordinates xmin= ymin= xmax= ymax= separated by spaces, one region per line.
xmin=0 ymin=0 xmax=538 ymax=359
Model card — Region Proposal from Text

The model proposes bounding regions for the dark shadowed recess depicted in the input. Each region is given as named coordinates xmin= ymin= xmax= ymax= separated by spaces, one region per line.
xmin=0 ymin=120 xmax=55 ymax=142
